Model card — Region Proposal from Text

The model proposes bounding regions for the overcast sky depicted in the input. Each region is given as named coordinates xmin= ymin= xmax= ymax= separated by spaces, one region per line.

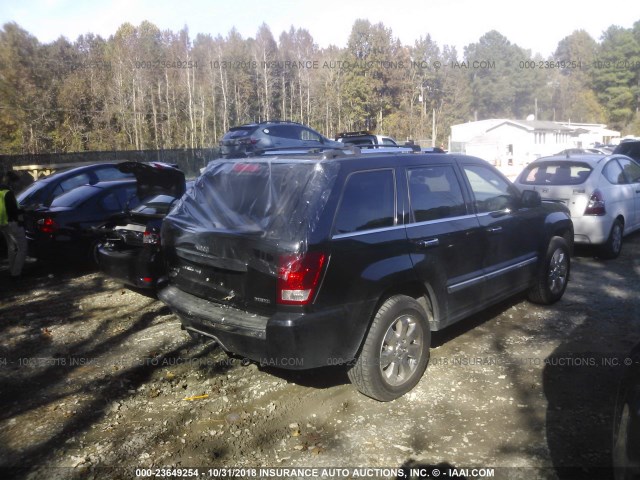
xmin=0 ymin=0 xmax=638 ymax=57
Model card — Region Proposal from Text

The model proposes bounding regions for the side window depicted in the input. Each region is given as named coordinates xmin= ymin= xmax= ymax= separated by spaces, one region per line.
xmin=334 ymin=170 xmax=395 ymax=234
xmin=300 ymin=128 xmax=321 ymax=142
xmin=381 ymin=137 xmax=397 ymax=146
xmin=603 ymin=160 xmax=626 ymax=185
xmin=618 ymin=158 xmax=640 ymax=183
xmin=408 ymin=166 xmax=467 ymax=222
xmin=263 ymin=125 xmax=298 ymax=140
xmin=463 ymin=165 xmax=518 ymax=213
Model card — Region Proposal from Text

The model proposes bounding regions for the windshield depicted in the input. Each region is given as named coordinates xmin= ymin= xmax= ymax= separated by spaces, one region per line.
xmin=519 ymin=162 xmax=593 ymax=185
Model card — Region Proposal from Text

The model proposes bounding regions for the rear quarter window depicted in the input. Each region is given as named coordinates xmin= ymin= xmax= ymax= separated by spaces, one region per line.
xmin=55 ymin=172 xmax=92 ymax=196
xmin=520 ymin=162 xmax=592 ymax=185
xmin=603 ymin=160 xmax=626 ymax=185
xmin=619 ymin=158 xmax=640 ymax=183
xmin=334 ymin=169 xmax=395 ymax=234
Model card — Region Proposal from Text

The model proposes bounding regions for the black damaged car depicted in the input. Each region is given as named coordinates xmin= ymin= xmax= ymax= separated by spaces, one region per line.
xmin=97 ymin=162 xmax=186 ymax=289
xmin=158 ymin=151 xmax=573 ymax=401
xmin=24 ymin=179 xmax=141 ymax=263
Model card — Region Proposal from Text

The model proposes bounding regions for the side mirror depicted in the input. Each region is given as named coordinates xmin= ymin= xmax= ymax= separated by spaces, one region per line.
xmin=521 ymin=189 xmax=541 ymax=208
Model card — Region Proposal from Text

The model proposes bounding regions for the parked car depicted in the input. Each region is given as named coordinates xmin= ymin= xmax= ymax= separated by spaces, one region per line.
xmin=336 ymin=131 xmax=399 ymax=147
xmin=158 ymin=151 xmax=573 ymax=401
xmin=515 ymin=153 xmax=640 ymax=259
xmin=612 ymin=342 xmax=640 ymax=479
xmin=17 ymin=162 xmax=134 ymax=209
xmin=97 ymin=162 xmax=187 ymax=289
xmin=613 ymin=140 xmax=640 ymax=163
xmin=336 ymin=131 xmax=422 ymax=153
xmin=219 ymin=121 xmax=342 ymax=158
xmin=24 ymin=179 xmax=141 ymax=263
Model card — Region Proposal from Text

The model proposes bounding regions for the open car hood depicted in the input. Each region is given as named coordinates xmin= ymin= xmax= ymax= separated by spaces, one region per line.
xmin=117 ymin=162 xmax=186 ymax=200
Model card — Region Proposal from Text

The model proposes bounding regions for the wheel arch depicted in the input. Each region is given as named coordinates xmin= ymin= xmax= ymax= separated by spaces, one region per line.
xmin=372 ymin=281 xmax=437 ymax=324
xmin=349 ymin=281 xmax=439 ymax=360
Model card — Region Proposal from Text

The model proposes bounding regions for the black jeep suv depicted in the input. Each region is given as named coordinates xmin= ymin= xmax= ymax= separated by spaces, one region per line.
xmin=158 ymin=151 xmax=573 ymax=401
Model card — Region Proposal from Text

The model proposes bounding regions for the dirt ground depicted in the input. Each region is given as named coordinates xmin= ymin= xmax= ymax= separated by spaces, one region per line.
xmin=1 ymin=233 xmax=639 ymax=480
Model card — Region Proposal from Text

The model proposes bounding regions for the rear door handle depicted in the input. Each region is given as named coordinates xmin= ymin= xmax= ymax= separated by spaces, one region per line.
xmin=416 ymin=238 xmax=440 ymax=249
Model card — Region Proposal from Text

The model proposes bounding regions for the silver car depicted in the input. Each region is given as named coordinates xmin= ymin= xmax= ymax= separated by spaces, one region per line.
xmin=515 ymin=153 xmax=640 ymax=258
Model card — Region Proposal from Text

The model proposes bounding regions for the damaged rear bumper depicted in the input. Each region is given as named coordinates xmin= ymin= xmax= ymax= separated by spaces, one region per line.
xmin=158 ymin=285 xmax=363 ymax=369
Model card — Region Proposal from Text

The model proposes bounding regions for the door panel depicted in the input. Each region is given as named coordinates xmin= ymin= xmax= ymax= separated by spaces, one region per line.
xmin=618 ymin=158 xmax=640 ymax=230
xmin=461 ymin=164 xmax=540 ymax=298
xmin=404 ymin=165 xmax=484 ymax=324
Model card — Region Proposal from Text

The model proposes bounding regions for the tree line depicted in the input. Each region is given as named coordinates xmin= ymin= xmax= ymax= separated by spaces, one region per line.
xmin=0 ymin=18 xmax=639 ymax=155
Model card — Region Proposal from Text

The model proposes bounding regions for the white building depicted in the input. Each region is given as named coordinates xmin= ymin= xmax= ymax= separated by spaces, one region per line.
xmin=450 ymin=119 xmax=620 ymax=177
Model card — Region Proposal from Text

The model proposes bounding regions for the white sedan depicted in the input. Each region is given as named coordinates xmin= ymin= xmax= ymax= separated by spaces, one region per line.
xmin=514 ymin=153 xmax=640 ymax=258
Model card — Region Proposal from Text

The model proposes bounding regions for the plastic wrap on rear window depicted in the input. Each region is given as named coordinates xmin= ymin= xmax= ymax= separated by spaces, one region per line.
xmin=162 ymin=158 xmax=338 ymax=275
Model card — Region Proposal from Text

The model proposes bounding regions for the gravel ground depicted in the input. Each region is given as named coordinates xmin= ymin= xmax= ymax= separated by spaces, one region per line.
xmin=1 ymin=234 xmax=639 ymax=480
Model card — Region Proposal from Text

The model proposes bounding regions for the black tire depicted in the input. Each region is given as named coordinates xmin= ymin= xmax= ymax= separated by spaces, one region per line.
xmin=528 ymin=236 xmax=570 ymax=305
xmin=88 ymin=239 xmax=103 ymax=266
xmin=347 ymin=295 xmax=431 ymax=402
xmin=600 ymin=219 xmax=624 ymax=260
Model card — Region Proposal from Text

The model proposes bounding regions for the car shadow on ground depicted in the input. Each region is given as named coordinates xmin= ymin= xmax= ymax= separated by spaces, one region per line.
xmin=238 ymin=295 xmax=523 ymax=393
xmin=0 ymin=260 xmax=207 ymax=478
xmin=541 ymin=232 xmax=640 ymax=479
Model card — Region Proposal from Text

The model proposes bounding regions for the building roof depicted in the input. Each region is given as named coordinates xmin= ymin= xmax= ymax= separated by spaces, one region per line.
xmin=486 ymin=120 xmax=575 ymax=133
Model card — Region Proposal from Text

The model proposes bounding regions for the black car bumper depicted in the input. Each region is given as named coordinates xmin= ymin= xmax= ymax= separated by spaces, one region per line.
xmin=158 ymin=285 xmax=368 ymax=370
xmin=26 ymin=234 xmax=86 ymax=260
xmin=97 ymin=245 xmax=165 ymax=289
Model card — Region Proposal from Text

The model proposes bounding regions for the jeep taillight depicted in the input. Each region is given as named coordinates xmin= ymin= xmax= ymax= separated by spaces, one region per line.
xmin=37 ymin=217 xmax=58 ymax=234
xmin=584 ymin=189 xmax=606 ymax=216
xmin=277 ymin=252 xmax=326 ymax=305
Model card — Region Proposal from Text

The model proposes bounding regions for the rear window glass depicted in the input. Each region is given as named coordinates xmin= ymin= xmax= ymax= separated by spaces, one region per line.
xmin=133 ymin=195 xmax=177 ymax=215
xmin=520 ymin=162 xmax=593 ymax=185
xmin=342 ymin=137 xmax=374 ymax=146
xmin=94 ymin=167 xmax=132 ymax=181
xmin=168 ymin=160 xmax=339 ymax=242
xmin=614 ymin=142 xmax=640 ymax=161
xmin=222 ymin=127 xmax=254 ymax=140
xmin=100 ymin=192 xmax=121 ymax=211
xmin=50 ymin=185 xmax=98 ymax=208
